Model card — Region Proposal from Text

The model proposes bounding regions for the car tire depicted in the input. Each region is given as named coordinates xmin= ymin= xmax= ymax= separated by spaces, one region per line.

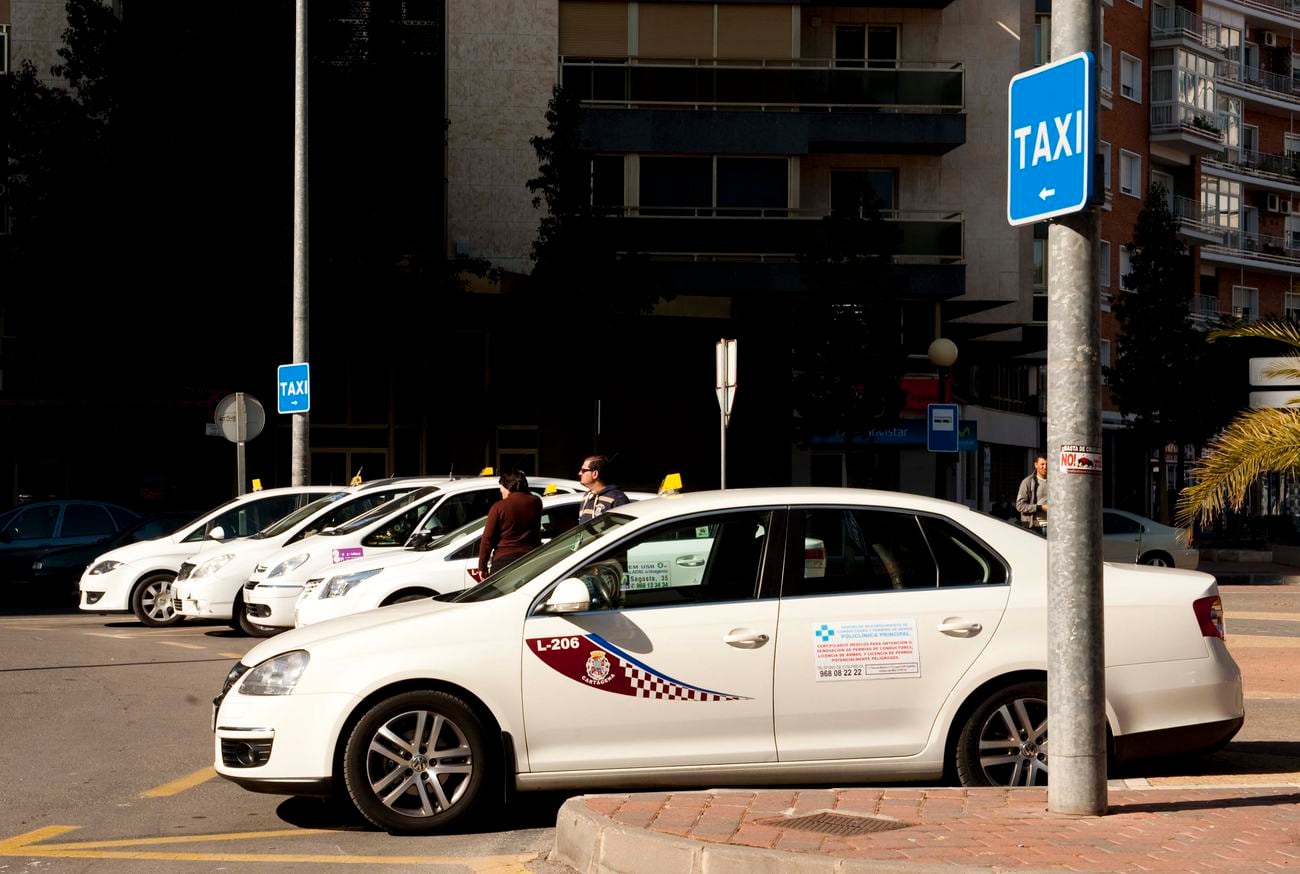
xmin=1138 ymin=551 xmax=1174 ymax=567
xmin=343 ymin=689 xmax=493 ymax=834
xmin=132 ymin=573 xmax=181 ymax=627
xmin=955 ymin=681 xmax=1049 ymax=787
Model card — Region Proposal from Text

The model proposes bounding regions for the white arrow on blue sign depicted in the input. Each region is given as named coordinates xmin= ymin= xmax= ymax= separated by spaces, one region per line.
xmin=277 ymin=362 xmax=311 ymax=414
xmin=1006 ymin=51 xmax=1097 ymax=227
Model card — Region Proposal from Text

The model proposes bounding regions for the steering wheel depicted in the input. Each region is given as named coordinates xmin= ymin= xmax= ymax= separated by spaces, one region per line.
xmin=581 ymin=559 xmax=625 ymax=608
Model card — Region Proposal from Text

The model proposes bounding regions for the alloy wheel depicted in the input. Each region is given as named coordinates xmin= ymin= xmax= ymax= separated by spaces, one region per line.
xmin=364 ymin=709 xmax=474 ymax=819
xmin=976 ymin=695 xmax=1049 ymax=786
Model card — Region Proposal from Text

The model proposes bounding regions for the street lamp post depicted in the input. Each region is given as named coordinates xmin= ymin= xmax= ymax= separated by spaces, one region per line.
xmin=928 ymin=338 xmax=959 ymax=501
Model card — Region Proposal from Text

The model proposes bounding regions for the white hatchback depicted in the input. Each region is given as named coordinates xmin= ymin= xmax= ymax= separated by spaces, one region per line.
xmin=241 ymin=476 xmax=584 ymax=632
xmin=169 ymin=481 xmax=449 ymax=633
xmin=78 ymin=486 xmax=337 ymax=626
xmin=212 ymin=488 xmax=1243 ymax=834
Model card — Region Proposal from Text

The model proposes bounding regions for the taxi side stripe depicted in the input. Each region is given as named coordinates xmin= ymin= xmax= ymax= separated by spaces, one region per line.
xmin=586 ymin=632 xmax=734 ymax=697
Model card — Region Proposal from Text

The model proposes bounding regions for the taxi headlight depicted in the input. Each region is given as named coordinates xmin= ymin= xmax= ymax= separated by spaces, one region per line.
xmin=239 ymin=650 xmax=310 ymax=696
xmin=88 ymin=560 xmax=122 ymax=575
xmin=322 ymin=568 xmax=382 ymax=598
xmin=269 ymin=554 xmax=310 ymax=579
xmin=193 ymin=554 xmax=235 ymax=579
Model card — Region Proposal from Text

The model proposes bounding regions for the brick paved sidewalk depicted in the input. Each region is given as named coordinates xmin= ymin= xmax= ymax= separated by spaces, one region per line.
xmin=553 ymin=786 xmax=1300 ymax=873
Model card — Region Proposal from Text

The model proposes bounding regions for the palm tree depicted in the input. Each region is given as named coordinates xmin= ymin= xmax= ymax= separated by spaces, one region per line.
xmin=1175 ymin=319 xmax=1300 ymax=530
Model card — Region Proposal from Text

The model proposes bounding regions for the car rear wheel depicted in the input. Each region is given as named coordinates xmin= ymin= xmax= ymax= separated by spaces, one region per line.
xmin=1139 ymin=551 xmax=1174 ymax=567
xmin=131 ymin=573 xmax=181 ymax=627
xmin=955 ymin=681 xmax=1049 ymax=787
xmin=343 ymin=690 xmax=492 ymax=834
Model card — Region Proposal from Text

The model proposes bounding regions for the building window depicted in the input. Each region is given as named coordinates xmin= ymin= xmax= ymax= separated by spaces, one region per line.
xmin=1119 ymin=150 xmax=1141 ymax=197
xmin=834 ymin=25 xmax=899 ymax=69
xmin=1101 ymin=43 xmax=1113 ymax=95
xmin=1120 ymin=54 xmax=1142 ymax=102
xmin=1201 ymin=175 xmax=1241 ymax=228
xmin=1126 ymin=0 xmax=1142 ymax=8
xmin=831 ymin=169 xmax=898 ymax=216
xmin=1232 ymin=285 xmax=1259 ymax=321
xmin=1100 ymin=240 xmax=1111 ymax=288
xmin=1119 ymin=246 xmax=1134 ymax=290
xmin=1099 ymin=140 xmax=1112 ymax=191
xmin=1286 ymin=133 xmax=1300 ymax=155
xmin=591 ymin=155 xmax=623 ymax=210
xmin=1293 ymin=53 xmax=1300 ymax=91
xmin=1286 ymin=291 xmax=1300 ymax=321
xmin=0 ymin=25 xmax=8 ymax=75
xmin=1034 ymin=16 xmax=1051 ymax=66
xmin=1100 ymin=339 xmax=1112 ymax=369
xmin=639 ymin=157 xmax=712 ymax=215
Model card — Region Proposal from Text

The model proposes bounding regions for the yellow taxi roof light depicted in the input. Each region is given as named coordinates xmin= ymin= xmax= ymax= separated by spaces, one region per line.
xmin=544 ymin=483 xmax=558 ymax=495
xmin=658 ymin=473 xmax=683 ymax=495
xmin=480 ymin=467 xmax=495 ymax=476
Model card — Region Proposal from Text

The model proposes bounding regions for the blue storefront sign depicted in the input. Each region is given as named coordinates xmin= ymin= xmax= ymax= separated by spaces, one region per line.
xmin=810 ymin=420 xmax=977 ymax=451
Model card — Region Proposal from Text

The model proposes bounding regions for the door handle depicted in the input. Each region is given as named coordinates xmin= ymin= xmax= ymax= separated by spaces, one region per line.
xmin=723 ymin=628 xmax=770 ymax=648
xmin=937 ymin=619 xmax=983 ymax=636
xmin=676 ymin=555 xmax=706 ymax=567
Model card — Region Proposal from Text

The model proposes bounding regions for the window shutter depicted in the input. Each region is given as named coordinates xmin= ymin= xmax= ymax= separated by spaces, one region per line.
xmin=559 ymin=1 xmax=629 ymax=58
xmin=717 ymin=5 xmax=793 ymax=59
xmin=638 ymin=2 xmax=713 ymax=58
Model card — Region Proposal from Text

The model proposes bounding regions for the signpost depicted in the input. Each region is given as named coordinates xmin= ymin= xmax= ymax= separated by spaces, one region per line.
xmin=1007 ymin=52 xmax=1097 ymax=227
xmin=277 ymin=362 xmax=311 ymax=414
xmin=214 ymin=393 xmax=266 ymax=496
xmin=715 ymin=339 xmax=737 ymax=489
xmin=926 ymin=403 xmax=959 ymax=453
xmin=1008 ymin=32 xmax=1105 ymax=815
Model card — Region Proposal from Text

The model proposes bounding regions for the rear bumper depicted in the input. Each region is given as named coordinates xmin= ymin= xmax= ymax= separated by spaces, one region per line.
xmin=1112 ymin=715 xmax=1243 ymax=763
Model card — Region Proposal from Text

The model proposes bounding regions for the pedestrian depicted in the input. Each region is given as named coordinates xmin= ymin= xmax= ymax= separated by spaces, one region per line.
xmin=577 ymin=455 xmax=630 ymax=523
xmin=1015 ymin=454 xmax=1049 ymax=532
xmin=475 ymin=470 xmax=543 ymax=581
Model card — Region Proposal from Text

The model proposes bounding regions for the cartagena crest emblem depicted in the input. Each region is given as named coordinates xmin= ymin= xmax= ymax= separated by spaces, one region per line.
xmin=584 ymin=650 xmax=613 ymax=685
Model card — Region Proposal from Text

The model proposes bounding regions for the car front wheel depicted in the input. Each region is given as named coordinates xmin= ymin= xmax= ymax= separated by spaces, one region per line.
xmin=955 ymin=681 xmax=1049 ymax=787
xmin=131 ymin=573 xmax=181 ymax=627
xmin=343 ymin=690 xmax=492 ymax=834
xmin=1139 ymin=551 xmax=1174 ymax=567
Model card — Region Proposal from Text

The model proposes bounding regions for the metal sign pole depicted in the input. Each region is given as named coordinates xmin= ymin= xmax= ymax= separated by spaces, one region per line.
xmin=715 ymin=339 xmax=737 ymax=489
xmin=235 ymin=392 xmax=248 ymax=497
xmin=290 ymin=0 xmax=311 ymax=486
xmin=1048 ymin=5 xmax=1107 ymax=816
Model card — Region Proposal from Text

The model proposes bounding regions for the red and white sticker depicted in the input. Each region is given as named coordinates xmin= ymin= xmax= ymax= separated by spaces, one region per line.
xmin=1059 ymin=444 xmax=1102 ymax=475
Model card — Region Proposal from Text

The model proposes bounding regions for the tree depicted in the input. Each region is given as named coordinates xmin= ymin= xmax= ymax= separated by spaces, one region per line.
xmin=1104 ymin=185 xmax=1203 ymax=519
xmin=526 ymin=86 xmax=660 ymax=334
xmin=1176 ymin=320 xmax=1300 ymax=530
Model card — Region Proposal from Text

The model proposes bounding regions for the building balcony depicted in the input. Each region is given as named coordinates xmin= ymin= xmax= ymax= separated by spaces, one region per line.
xmin=1169 ymin=194 xmax=1230 ymax=244
xmin=1189 ymin=293 xmax=1223 ymax=329
xmin=1150 ymin=101 xmax=1226 ymax=155
xmin=1216 ymin=59 xmax=1300 ymax=112
xmin=1201 ymin=227 xmax=1300 ymax=274
xmin=1151 ymin=6 xmax=1231 ymax=54
xmin=564 ymin=57 xmax=965 ymax=155
xmin=1212 ymin=0 xmax=1300 ymax=31
xmin=593 ymin=208 xmax=965 ymax=297
xmin=1202 ymin=146 xmax=1300 ymax=194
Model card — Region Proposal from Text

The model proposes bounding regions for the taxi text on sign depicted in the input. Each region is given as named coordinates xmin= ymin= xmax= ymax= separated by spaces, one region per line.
xmin=277 ymin=362 xmax=311 ymax=415
xmin=1006 ymin=51 xmax=1097 ymax=227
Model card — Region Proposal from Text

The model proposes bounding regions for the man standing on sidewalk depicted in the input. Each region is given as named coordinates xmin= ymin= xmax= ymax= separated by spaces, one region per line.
xmin=1016 ymin=454 xmax=1049 ymax=533
xmin=578 ymin=455 xmax=629 ymax=523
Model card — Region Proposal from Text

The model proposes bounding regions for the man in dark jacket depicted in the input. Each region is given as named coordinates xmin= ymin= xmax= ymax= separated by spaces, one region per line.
xmin=577 ymin=455 xmax=630 ymax=523
xmin=477 ymin=471 xmax=543 ymax=578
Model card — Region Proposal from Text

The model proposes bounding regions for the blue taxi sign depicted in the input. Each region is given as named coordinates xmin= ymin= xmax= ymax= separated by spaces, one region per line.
xmin=1007 ymin=51 xmax=1096 ymax=226
xmin=277 ymin=362 xmax=310 ymax=414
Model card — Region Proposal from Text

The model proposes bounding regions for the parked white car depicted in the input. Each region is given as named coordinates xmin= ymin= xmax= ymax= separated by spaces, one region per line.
xmin=78 ymin=486 xmax=337 ymax=626
xmin=213 ymin=488 xmax=1243 ymax=834
xmin=1103 ymin=509 xmax=1199 ymax=569
xmin=169 ymin=480 xmax=449 ymax=633
xmin=294 ymin=492 xmax=654 ymax=628
xmin=241 ymin=476 xmax=585 ymax=632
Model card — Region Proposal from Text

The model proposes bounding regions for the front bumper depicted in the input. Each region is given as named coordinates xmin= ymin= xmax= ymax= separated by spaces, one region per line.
xmin=293 ymin=592 xmax=363 ymax=627
xmin=173 ymin=580 xmax=234 ymax=620
xmin=78 ymin=565 xmax=137 ymax=612
xmin=214 ymin=690 xmax=360 ymax=789
xmin=244 ymin=583 xmax=304 ymax=629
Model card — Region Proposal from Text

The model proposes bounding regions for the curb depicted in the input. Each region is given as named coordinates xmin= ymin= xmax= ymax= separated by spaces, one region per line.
xmin=550 ymin=797 xmax=1024 ymax=874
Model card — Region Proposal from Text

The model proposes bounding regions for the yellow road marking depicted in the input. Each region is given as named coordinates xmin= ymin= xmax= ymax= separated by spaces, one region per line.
xmin=0 ymin=624 xmax=55 ymax=632
xmin=219 ymin=651 xmax=244 ymax=658
xmin=141 ymin=767 xmax=217 ymax=797
xmin=157 ymin=641 xmax=205 ymax=650
xmin=85 ymin=632 xmax=140 ymax=640
xmin=0 ymin=825 xmax=538 ymax=868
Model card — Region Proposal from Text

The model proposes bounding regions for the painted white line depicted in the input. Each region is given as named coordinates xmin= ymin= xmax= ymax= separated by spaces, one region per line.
xmin=156 ymin=641 xmax=205 ymax=651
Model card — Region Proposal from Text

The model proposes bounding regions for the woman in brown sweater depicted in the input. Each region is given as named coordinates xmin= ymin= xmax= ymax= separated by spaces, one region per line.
xmin=477 ymin=471 xmax=542 ymax=578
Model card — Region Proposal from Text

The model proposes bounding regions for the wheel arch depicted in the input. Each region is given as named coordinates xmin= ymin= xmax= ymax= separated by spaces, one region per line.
xmin=331 ymin=678 xmax=512 ymax=799
xmin=1138 ymin=550 xmax=1175 ymax=566
xmin=130 ymin=567 xmax=178 ymax=592
xmin=940 ymin=670 xmax=1118 ymax=782
xmin=379 ymin=587 xmax=439 ymax=607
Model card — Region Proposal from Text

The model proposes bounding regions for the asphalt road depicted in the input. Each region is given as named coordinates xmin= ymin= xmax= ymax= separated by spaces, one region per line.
xmin=0 ymin=585 xmax=1295 ymax=872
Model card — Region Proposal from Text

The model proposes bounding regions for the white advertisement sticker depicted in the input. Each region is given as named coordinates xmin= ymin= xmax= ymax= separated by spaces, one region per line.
xmin=813 ymin=619 xmax=920 ymax=681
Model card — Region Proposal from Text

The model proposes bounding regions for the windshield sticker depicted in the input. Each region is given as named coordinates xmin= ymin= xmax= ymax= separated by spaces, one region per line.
xmin=528 ymin=632 xmax=747 ymax=701
xmin=813 ymin=619 xmax=920 ymax=681
xmin=332 ymin=547 xmax=364 ymax=563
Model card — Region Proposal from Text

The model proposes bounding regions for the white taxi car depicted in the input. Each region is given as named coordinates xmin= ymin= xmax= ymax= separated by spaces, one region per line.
xmin=294 ymin=492 xmax=655 ymax=628
xmin=1103 ymin=509 xmax=1199 ymax=569
xmin=169 ymin=480 xmax=447 ymax=634
xmin=240 ymin=476 xmax=585 ymax=632
xmin=79 ymin=486 xmax=336 ymax=626
xmin=213 ymin=488 xmax=1243 ymax=834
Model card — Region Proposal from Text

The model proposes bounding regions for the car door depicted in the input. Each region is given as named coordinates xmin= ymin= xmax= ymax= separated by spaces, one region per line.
xmin=521 ymin=508 xmax=781 ymax=772
xmin=772 ymin=506 xmax=1010 ymax=760
xmin=1102 ymin=511 xmax=1142 ymax=563
xmin=58 ymin=504 xmax=117 ymax=547
xmin=1 ymin=505 xmax=62 ymax=551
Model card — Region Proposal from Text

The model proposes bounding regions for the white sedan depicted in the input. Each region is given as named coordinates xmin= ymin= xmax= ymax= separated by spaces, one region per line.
xmin=212 ymin=488 xmax=1243 ymax=834
xmin=1103 ymin=509 xmax=1199 ymax=569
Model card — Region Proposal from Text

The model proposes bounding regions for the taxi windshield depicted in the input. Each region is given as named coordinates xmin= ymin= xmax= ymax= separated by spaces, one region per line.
xmin=419 ymin=517 xmax=486 ymax=552
xmin=324 ymin=487 xmax=438 ymax=536
xmin=250 ymin=493 xmax=348 ymax=539
xmin=450 ymin=513 xmax=631 ymax=602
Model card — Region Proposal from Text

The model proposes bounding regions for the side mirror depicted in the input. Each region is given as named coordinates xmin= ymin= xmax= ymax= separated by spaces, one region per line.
xmin=540 ymin=578 xmax=591 ymax=614
xmin=207 ymin=525 xmax=226 ymax=541
xmin=407 ymin=531 xmax=432 ymax=550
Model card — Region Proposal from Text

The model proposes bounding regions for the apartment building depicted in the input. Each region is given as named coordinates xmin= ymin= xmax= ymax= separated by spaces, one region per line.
xmin=447 ymin=0 xmax=1048 ymax=502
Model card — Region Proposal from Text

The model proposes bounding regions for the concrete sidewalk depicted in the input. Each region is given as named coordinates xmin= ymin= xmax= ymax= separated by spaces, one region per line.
xmin=552 ymin=783 xmax=1300 ymax=873
xmin=1198 ymin=558 xmax=1300 ymax=586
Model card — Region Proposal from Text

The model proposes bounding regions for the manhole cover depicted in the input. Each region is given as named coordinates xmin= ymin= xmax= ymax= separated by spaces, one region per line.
xmin=759 ymin=812 xmax=912 ymax=836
